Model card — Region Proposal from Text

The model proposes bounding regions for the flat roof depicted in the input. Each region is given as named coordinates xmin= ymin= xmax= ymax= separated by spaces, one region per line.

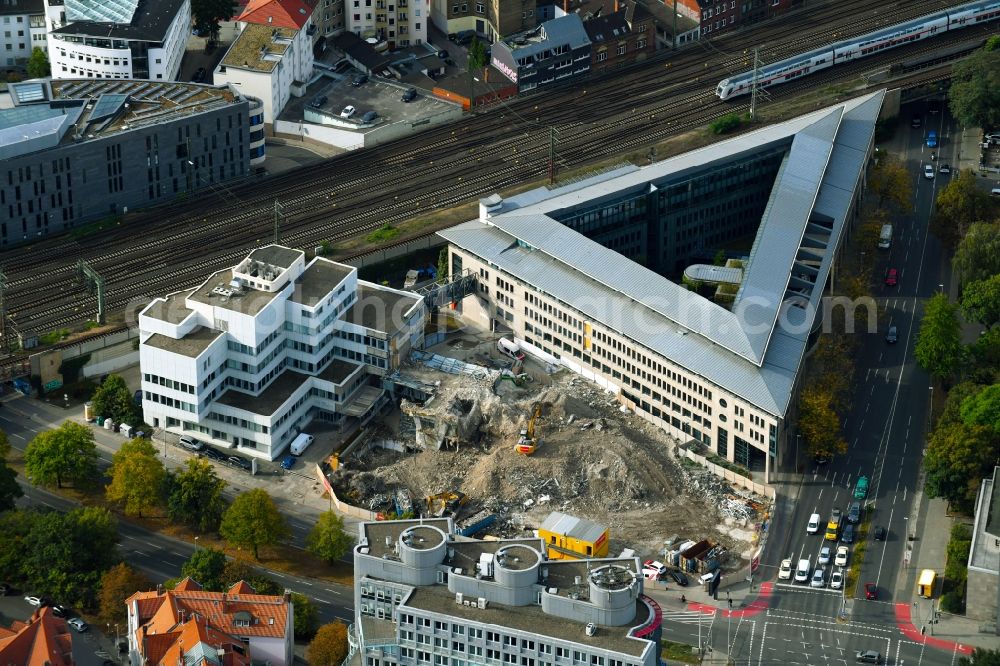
xmin=317 ymin=359 xmax=362 ymax=385
xmin=143 ymin=290 xmax=194 ymax=324
xmin=446 ymin=539 xmax=543 ymax=576
xmin=969 ymin=468 xmax=1000 ymax=573
xmin=539 ymin=511 xmax=607 ymax=544
xmin=54 ymin=0 xmax=187 ymax=42
xmin=189 ymin=269 xmax=282 ymax=316
xmin=344 ymin=283 xmax=421 ymax=336
xmin=288 ymin=259 xmax=354 ymax=307
xmin=221 ymin=23 xmax=295 ymax=73
xmin=362 ymin=519 xmax=451 ymax=559
xmin=248 ymin=245 xmax=302 ymax=270
xmin=215 ymin=369 xmax=310 ymax=416
xmin=143 ymin=327 xmax=223 ymax=358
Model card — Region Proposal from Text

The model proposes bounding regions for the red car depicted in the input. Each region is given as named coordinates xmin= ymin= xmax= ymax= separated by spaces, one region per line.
xmin=885 ymin=268 xmax=898 ymax=286
xmin=864 ymin=582 xmax=878 ymax=600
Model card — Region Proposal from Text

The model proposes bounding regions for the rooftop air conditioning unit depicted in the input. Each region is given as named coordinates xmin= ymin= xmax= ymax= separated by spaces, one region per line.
xmin=476 ymin=598 xmax=488 ymax=609
xmin=585 ymin=623 xmax=597 ymax=637
xmin=454 ymin=593 xmax=463 ymax=604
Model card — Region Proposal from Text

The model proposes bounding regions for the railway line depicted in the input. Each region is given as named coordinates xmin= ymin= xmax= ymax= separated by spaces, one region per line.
xmin=0 ymin=0 xmax=984 ymax=371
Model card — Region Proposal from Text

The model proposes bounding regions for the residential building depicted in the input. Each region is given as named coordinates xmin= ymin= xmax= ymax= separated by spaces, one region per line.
xmin=214 ymin=0 xmax=315 ymax=129
xmin=44 ymin=0 xmax=190 ymax=80
xmin=674 ymin=0 xmax=797 ymax=38
xmin=491 ymin=12 xmax=590 ymax=92
xmin=438 ymin=91 xmax=885 ymax=482
xmin=0 ymin=78 xmax=253 ymax=247
xmin=582 ymin=0 xmax=654 ymax=74
xmin=311 ymin=0 xmax=345 ymax=44
xmin=0 ymin=607 xmax=74 ymax=666
xmin=351 ymin=518 xmax=662 ymax=666
xmin=430 ymin=0 xmax=535 ymax=44
xmin=125 ymin=579 xmax=295 ymax=666
xmin=138 ymin=245 xmax=425 ymax=460
xmin=966 ymin=466 xmax=999 ymax=630
xmin=0 ymin=0 xmax=45 ymax=72
xmin=346 ymin=0 xmax=428 ymax=49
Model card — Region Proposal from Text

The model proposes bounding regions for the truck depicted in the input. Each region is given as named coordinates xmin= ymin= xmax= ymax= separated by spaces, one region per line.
xmin=403 ymin=265 xmax=437 ymax=289
xmin=878 ymin=224 xmax=893 ymax=249
xmin=497 ymin=337 xmax=525 ymax=361
xmin=290 ymin=432 xmax=315 ymax=456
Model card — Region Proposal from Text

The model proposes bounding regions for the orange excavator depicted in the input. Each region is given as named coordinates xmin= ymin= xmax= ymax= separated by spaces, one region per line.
xmin=515 ymin=402 xmax=542 ymax=455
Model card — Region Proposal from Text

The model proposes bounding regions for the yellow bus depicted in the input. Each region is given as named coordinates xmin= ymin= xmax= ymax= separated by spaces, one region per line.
xmin=917 ymin=569 xmax=937 ymax=598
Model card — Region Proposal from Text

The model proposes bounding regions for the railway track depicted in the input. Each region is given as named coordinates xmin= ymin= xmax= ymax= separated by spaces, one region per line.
xmin=0 ymin=0 xmax=983 ymax=372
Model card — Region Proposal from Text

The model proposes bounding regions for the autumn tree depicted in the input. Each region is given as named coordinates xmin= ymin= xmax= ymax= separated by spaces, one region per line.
xmin=914 ymin=293 xmax=964 ymax=381
xmin=99 ymin=563 xmax=152 ymax=625
xmin=306 ymin=511 xmax=353 ymax=564
xmin=25 ymin=421 xmax=99 ymax=488
xmin=924 ymin=421 xmax=998 ymax=512
xmin=220 ymin=489 xmax=289 ymax=560
xmin=954 ymin=222 xmax=1000 ymax=286
xmin=948 ymin=46 xmax=1000 ymax=129
xmin=932 ymin=174 xmax=999 ymax=251
xmin=307 ymin=622 xmax=350 ymax=666
xmin=91 ymin=374 xmax=140 ymax=425
xmin=181 ymin=547 xmax=227 ymax=591
xmin=106 ymin=438 xmax=166 ymax=517
xmin=958 ymin=648 xmax=1000 ymax=666
xmin=960 ymin=273 xmax=1000 ymax=328
xmin=868 ymin=155 xmax=912 ymax=211
xmin=167 ymin=458 xmax=228 ymax=532
xmin=797 ymin=385 xmax=848 ymax=462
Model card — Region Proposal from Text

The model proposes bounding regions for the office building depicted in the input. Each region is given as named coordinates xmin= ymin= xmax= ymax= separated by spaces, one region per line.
xmin=491 ymin=13 xmax=590 ymax=92
xmin=966 ymin=466 xmax=999 ymax=630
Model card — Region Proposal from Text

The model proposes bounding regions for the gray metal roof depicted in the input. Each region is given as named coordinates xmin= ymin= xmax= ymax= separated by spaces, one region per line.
xmin=539 ymin=511 xmax=607 ymax=544
xmin=508 ymin=14 xmax=590 ymax=60
xmin=440 ymin=91 xmax=885 ymax=417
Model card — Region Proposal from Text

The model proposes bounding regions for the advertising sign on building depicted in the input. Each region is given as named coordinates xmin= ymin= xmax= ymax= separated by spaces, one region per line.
xmin=491 ymin=54 xmax=518 ymax=84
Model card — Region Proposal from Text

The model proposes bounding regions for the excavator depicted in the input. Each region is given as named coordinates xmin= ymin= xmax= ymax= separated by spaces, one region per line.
xmin=515 ymin=402 xmax=543 ymax=455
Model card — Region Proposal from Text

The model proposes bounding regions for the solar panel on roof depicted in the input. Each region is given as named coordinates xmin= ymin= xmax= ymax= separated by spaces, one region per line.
xmin=14 ymin=83 xmax=46 ymax=103
xmin=66 ymin=0 xmax=140 ymax=24
xmin=90 ymin=93 xmax=129 ymax=122
xmin=174 ymin=89 xmax=199 ymax=103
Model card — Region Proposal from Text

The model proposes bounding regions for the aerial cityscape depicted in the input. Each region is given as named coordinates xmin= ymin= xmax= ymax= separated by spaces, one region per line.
xmin=0 ymin=0 xmax=999 ymax=665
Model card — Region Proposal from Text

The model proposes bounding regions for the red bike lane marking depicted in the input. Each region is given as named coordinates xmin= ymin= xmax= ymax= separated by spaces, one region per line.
xmin=686 ymin=582 xmax=774 ymax=618
xmin=894 ymin=603 xmax=973 ymax=655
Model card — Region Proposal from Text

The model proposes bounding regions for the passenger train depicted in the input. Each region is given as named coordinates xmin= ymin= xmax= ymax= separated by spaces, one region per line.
xmin=716 ymin=0 xmax=1000 ymax=100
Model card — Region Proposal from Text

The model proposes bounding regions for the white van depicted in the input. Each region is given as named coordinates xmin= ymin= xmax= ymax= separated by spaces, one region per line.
xmin=794 ymin=558 xmax=811 ymax=584
xmin=807 ymin=513 xmax=821 ymax=534
xmin=290 ymin=433 xmax=315 ymax=456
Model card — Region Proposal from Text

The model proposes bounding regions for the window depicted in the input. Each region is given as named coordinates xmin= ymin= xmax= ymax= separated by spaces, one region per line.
xmin=476 ymin=2 xmax=483 ymax=11
xmin=597 ymin=50 xmax=607 ymax=62
xmin=617 ymin=43 xmax=626 ymax=55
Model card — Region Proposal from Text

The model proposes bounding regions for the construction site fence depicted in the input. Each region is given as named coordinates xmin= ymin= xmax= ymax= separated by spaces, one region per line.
xmin=314 ymin=463 xmax=379 ymax=521
xmin=677 ymin=447 xmax=776 ymax=501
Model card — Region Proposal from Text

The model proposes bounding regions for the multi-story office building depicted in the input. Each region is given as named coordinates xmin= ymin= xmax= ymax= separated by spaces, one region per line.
xmin=0 ymin=78 xmax=253 ymax=247
xmin=491 ymin=13 xmax=590 ymax=93
xmin=44 ymin=0 xmax=190 ymax=80
xmin=0 ymin=0 xmax=46 ymax=71
xmin=351 ymin=518 xmax=662 ymax=666
xmin=346 ymin=0 xmax=428 ymax=48
xmin=439 ymin=92 xmax=885 ymax=481
xmin=138 ymin=245 xmax=425 ymax=460
xmin=430 ymin=0 xmax=535 ymax=44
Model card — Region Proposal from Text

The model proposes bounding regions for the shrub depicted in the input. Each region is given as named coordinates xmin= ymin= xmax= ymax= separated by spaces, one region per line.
xmin=709 ymin=113 xmax=742 ymax=135
xmin=940 ymin=590 xmax=964 ymax=614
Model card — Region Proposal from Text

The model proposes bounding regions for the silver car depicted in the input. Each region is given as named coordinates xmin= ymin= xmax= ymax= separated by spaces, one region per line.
xmin=810 ymin=567 xmax=826 ymax=588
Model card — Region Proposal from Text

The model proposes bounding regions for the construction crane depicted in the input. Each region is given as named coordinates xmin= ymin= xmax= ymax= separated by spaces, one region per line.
xmin=515 ymin=402 xmax=542 ymax=455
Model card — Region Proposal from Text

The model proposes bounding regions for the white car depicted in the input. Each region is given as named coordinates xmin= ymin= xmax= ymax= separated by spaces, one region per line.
xmin=67 ymin=617 xmax=88 ymax=632
xmin=642 ymin=560 xmax=666 ymax=578
xmin=794 ymin=559 xmax=811 ymax=584
xmin=810 ymin=567 xmax=826 ymax=588
xmin=818 ymin=546 xmax=831 ymax=565
xmin=924 ymin=164 xmax=934 ymax=179
xmin=24 ymin=595 xmax=42 ymax=606
xmin=340 ymin=105 xmax=356 ymax=118
xmin=778 ymin=558 xmax=793 ymax=580
xmin=830 ymin=570 xmax=844 ymax=590
xmin=835 ymin=546 xmax=849 ymax=567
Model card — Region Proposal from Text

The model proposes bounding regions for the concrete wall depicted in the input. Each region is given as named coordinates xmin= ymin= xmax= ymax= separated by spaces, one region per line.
xmin=965 ymin=568 xmax=998 ymax=624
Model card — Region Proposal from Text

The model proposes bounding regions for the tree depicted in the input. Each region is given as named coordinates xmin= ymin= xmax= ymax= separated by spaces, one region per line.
xmin=182 ymin=547 xmax=227 ymax=591
xmin=466 ymin=36 xmax=488 ymax=111
xmin=960 ymin=273 xmax=1000 ymax=327
xmin=914 ymin=293 xmax=964 ymax=381
xmin=436 ymin=247 xmax=449 ymax=282
xmin=221 ymin=558 xmax=281 ymax=594
xmin=91 ymin=374 xmax=139 ymax=425
xmin=959 ymin=648 xmax=1000 ymax=666
xmin=106 ymin=438 xmax=165 ymax=517
xmin=0 ymin=430 xmax=22 ymax=512
xmin=948 ymin=47 xmax=1000 ymax=130
xmin=931 ymin=173 xmax=998 ymax=251
xmin=220 ymin=489 xmax=289 ymax=560
xmin=307 ymin=622 xmax=350 ymax=666
xmin=306 ymin=511 xmax=353 ymax=564
xmin=924 ymin=421 xmax=998 ymax=512
xmin=960 ymin=384 xmax=1000 ymax=434
xmin=26 ymin=47 xmax=50 ymax=78
xmin=868 ymin=156 xmax=912 ymax=211
xmin=191 ymin=0 xmax=237 ymax=41
xmin=99 ymin=563 xmax=152 ymax=625
xmin=954 ymin=222 xmax=1000 ymax=286
xmin=968 ymin=328 xmax=1000 ymax=383
xmin=797 ymin=385 xmax=848 ymax=462
xmin=291 ymin=592 xmax=318 ymax=640
xmin=167 ymin=458 xmax=228 ymax=532
xmin=0 ymin=509 xmax=38 ymax=582
xmin=24 ymin=421 xmax=99 ymax=488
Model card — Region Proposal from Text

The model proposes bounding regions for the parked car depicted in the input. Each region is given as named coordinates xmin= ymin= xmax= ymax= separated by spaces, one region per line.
xmin=642 ymin=560 xmax=667 ymax=578
xmin=401 ymin=87 xmax=418 ymax=102
xmin=351 ymin=73 xmax=368 ymax=86
xmin=67 ymin=617 xmax=88 ymax=633
xmin=939 ymin=163 xmax=951 ymax=174
xmin=361 ymin=110 xmax=379 ymax=123
xmin=666 ymin=570 xmax=688 ymax=586
xmin=885 ymin=325 xmax=898 ymax=344
xmin=924 ymin=163 xmax=934 ymax=179
xmin=830 ymin=570 xmax=844 ymax=590
xmin=280 ymin=454 xmax=296 ymax=470
xmin=864 ymin=582 xmax=878 ymax=600
xmin=835 ymin=546 xmax=849 ymax=567
xmin=50 ymin=604 xmax=71 ymax=618
xmin=227 ymin=455 xmax=252 ymax=471
xmin=818 ymin=546 xmax=831 ymax=565
xmin=778 ymin=558 xmax=792 ymax=580
xmin=201 ymin=447 xmax=227 ymax=462
xmin=810 ymin=567 xmax=826 ymax=588
xmin=24 ymin=595 xmax=42 ymax=606
xmin=310 ymin=95 xmax=328 ymax=108
xmin=856 ymin=650 xmax=882 ymax=664
xmin=885 ymin=268 xmax=898 ymax=286
xmin=873 ymin=525 xmax=887 ymax=541
xmin=179 ymin=436 xmax=204 ymax=452
xmin=340 ymin=105 xmax=356 ymax=118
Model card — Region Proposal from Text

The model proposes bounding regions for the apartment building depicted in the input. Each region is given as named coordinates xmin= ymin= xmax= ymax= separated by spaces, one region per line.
xmin=438 ymin=91 xmax=885 ymax=481
xmin=430 ymin=0 xmax=535 ymax=44
xmin=312 ymin=0 xmax=346 ymax=42
xmin=0 ymin=0 xmax=45 ymax=71
xmin=583 ymin=0 xmax=655 ymax=74
xmin=44 ymin=0 xmax=190 ymax=80
xmin=351 ymin=518 xmax=662 ymax=666
xmin=674 ymin=0 xmax=797 ymax=37
xmin=346 ymin=0 xmax=428 ymax=48
xmin=138 ymin=245 xmax=425 ymax=460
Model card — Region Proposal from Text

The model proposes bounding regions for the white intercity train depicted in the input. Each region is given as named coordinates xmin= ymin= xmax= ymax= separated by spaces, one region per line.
xmin=716 ymin=0 xmax=1000 ymax=100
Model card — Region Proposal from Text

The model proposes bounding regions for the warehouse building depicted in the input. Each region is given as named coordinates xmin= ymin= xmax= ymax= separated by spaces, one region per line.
xmin=439 ymin=91 xmax=885 ymax=481
xmin=351 ymin=517 xmax=661 ymax=666
xmin=138 ymin=245 xmax=426 ymax=460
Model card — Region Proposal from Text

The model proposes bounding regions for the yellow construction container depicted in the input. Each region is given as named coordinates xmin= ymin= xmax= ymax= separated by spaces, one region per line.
xmin=538 ymin=511 xmax=609 ymax=560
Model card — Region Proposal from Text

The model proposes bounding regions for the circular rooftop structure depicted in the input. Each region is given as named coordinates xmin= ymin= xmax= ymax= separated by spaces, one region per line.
xmin=401 ymin=525 xmax=445 ymax=550
xmin=496 ymin=545 xmax=540 ymax=571
xmin=589 ymin=564 xmax=638 ymax=591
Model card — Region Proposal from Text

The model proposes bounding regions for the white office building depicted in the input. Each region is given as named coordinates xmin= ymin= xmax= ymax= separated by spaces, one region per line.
xmin=44 ymin=0 xmax=190 ymax=80
xmin=138 ymin=246 xmax=425 ymax=460
xmin=0 ymin=0 xmax=46 ymax=71
xmin=350 ymin=518 xmax=661 ymax=666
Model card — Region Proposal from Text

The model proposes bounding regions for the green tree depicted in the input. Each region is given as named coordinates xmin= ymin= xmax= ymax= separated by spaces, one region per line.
xmin=291 ymin=592 xmax=319 ymax=640
xmin=955 ymin=222 xmax=1000 ymax=286
xmin=987 ymin=35 xmax=1000 ymax=51
xmin=868 ymin=156 xmax=912 ymax=211
xmin=167 ymin=458 xmax=228 ymax=532
xmin=931 ymin=172 xmax=998 ymax=251
xmin=191 ymin=0 xmax=237 ymax=41
xmin=797 ymin=385 xmax=848 ymax=462
xmin=0 ymin=509 xmax=37 ymax=582
xmin=99 ymin=563 xmax=152 ymax=625
xmin=948 ymin=47 xmax=1000 ymax=130
xmin=0 ymin=431 xmax=22 ymax=512
xmin=91 ymin=374 xmax=139 ymax=425
xmin=220 ymin=489 xmax=289 ymax=560
xmin=436 ymin=247 xmax=449 ymax=282
xmin=26 ymin=47 xmax=50 ymax=78
xmin=960 ymin=273 xmax=1000 ymax=327
xmin=24 ymin=421 xmax=99 ymax=488
xmin=221 ymin=558 xmax=281 ymax=594
xmin=182 ymin=547 xmax=227 ymax=591
xmin=924 ymin=421 xmax=998 ymax=512
xmin=958 ymin=648 xmax=1000 ymax=666
xmin=306 ymin=511 xmax=353 ymax=564
xmin=960 ymin=384 xmax=1000 ymax=434
xmin=968 ymin=328 xmax=1000 ymax=383
xmin=914 ymin=293 xmax=964 ymax=381
xmin=466 ymin=36 xmax=488 ymax=111
xmin=307 ymin=622 xmax=350 ymax=666
xmin=106 ymin=438 xmax=165 ymax=517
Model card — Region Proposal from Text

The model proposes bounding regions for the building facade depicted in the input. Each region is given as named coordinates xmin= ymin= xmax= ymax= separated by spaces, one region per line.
xmin=439 ymin=92 xmax=885 ymax=481
xmin=491 ymin=12 xmax=590 ymax=92
xmin=430 ymin=0 xmax=535 ymax=44
xmin=312 ymin=0 xmax=346 ymax=42
xmin=582 ymin=1 xmax=654 ymax=74
xmin=674 ymin=0 xmax=797 ymax=38
xmin=44 ymin=0 xmax=190 ymax=80
xmin=0 ymin=0 xmax=45 ymax=72
xmin=138 ymin=245 xmax=425 ymax=460
xmin=966 ymin=466 xmax=1000 ymax=629
xmin=0 ymin=78 xmax=251 ymax=247
xmin=351 ymin=518 xmax=661 ymax=666
xmin=345 ymin=0 xmax=429 ymax=49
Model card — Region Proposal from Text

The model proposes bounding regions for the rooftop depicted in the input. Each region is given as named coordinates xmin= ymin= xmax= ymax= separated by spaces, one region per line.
xmin=144 ymin=327 xmax=223 ymax=358
xmin=361 ymin=519 xmax=452 ymax=559
xmin=288 ymin=258 xmax=354 ymax=307
xmin=248 ymin=245 xmax=303 ymax=269
xmin=969 ymin=467 xmax=1000 ymax=574
xmin=539 ymin=511 xmax=607 ymax=543
xmin=0 ymin=0 xmax=43 ymax=15
xmin=221 ymin=23 xmax=296 ymax=73
xmin=0 ymin=607 xmax=74 ymax=666
xmin=344 ymin=283 xmax=421 ymax=336
xmin=54 ymin=0 xmax=187 ymax=42
xmin=215 ymin=368 xmax=310 ymax=416
xmin=188 ymin=269 xmax=282 ymax=316
xmin=504 ymin=13 xmax=590 ymax=58
xmin=143 ymin=290 xmax=194 ymax=324
xmin=317 ymin=358 xmax=362 ymax=385
xmin=446 ymin=538 xmax=543 ymax=575
xmin=239 ymin=0 xmax=314 ymax=29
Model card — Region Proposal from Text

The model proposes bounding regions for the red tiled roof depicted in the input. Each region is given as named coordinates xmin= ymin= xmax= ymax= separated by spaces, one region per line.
xmin=238 ymin=0 xmax=313 ymax=29
xmin=227 ymin=581 xmax=254 ymax=595
xmin=174 ymin=577 xmax=204 ymax=592
xmin=0 ymin=607 xmax=74 ymax=666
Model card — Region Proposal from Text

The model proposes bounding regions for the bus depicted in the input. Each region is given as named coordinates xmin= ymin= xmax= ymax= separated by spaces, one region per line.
xmin=917 ymin=569 xmax=937 ymax=598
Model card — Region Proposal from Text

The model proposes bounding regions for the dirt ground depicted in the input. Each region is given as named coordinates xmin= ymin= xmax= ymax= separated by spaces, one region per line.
xmin=332 ymin=332 xmax=764 ymax=566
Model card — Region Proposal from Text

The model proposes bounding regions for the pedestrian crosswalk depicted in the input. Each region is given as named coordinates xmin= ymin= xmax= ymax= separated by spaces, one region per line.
xmin=661 ymin=609 xmax=717 ymax=625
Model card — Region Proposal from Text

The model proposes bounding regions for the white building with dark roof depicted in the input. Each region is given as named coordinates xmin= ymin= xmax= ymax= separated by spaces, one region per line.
xmin=138 ymin=245 xmax=426 ymax=460
xmin=0 ymin=0 xmax=46 ymax=71
xmin=43 ymin=0 xmax=190 ymax=80
xmin=967 ymin=466 xmax=1000 ymax=629
xmin=438 ymin=91 xmax=886 ymax=482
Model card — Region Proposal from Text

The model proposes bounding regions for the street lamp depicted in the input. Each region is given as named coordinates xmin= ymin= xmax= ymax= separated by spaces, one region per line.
xmin=938 ymin=283 xmax=944 ymax=294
